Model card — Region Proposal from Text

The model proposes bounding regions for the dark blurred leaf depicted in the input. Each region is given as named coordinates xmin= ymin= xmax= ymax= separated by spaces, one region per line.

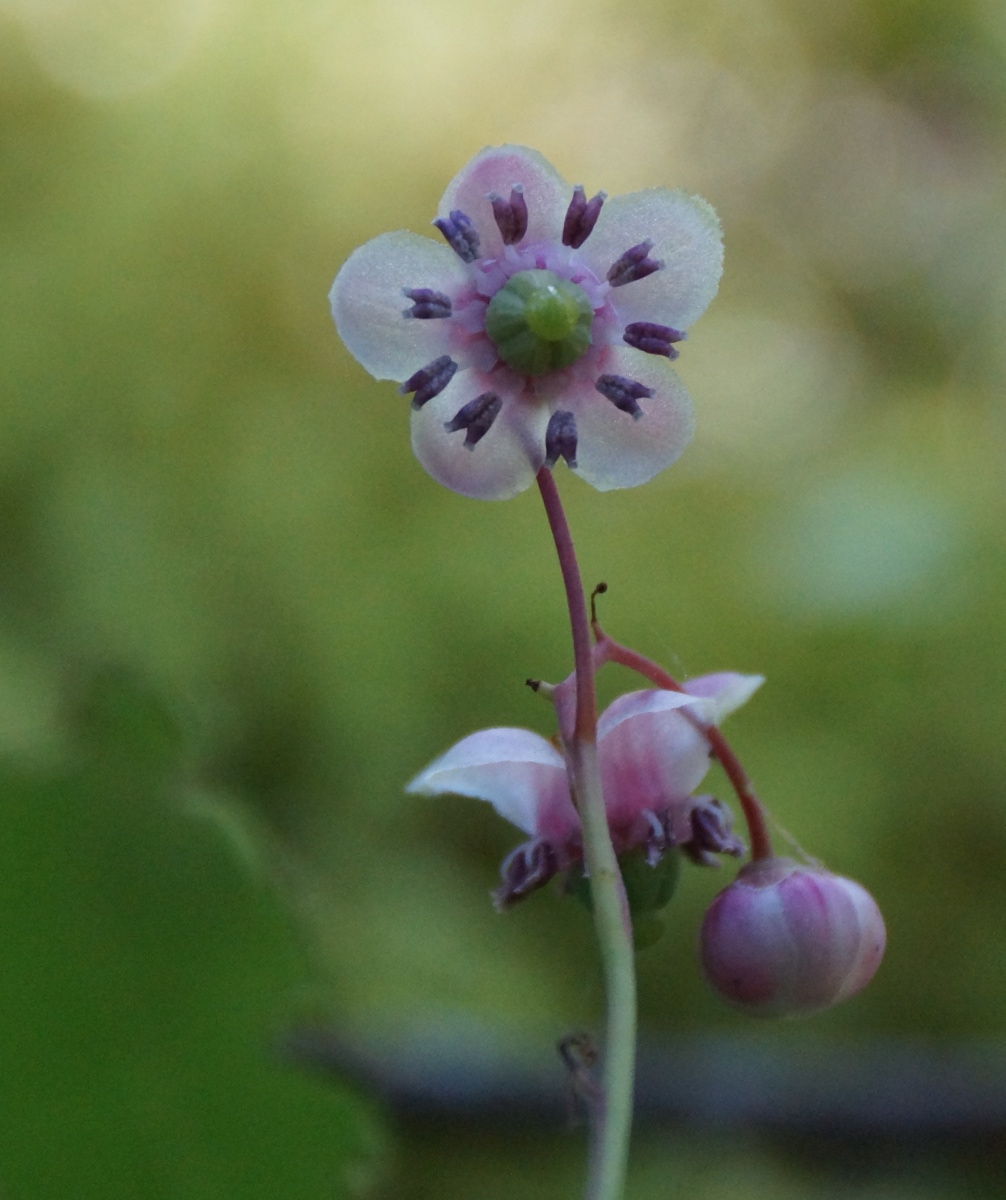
xmin=0 ymin=670 xmax=386 ymax=1200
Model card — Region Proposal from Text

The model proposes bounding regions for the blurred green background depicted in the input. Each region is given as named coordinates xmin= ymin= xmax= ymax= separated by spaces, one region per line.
xmin=1 ymin=0 xmax=1004 ymax=1196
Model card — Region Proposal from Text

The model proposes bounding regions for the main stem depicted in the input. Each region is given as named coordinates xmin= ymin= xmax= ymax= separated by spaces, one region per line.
xmin=536 ymin=469 xmax=636 ymax=1200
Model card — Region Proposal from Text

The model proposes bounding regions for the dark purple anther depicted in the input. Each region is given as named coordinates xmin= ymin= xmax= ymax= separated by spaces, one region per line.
xmin=489 ymin=186 xmax=528 ymax=245
xmin=562 ymin=185 xmax=606 ymax=249
xmin=685 ymin=798 xmax=745 ymax=868
xmin=444 ymin=391 xmax=502 ymax=447
xmin=400 ymin=355 xmax=457 ymax=408
xmin=494 ymin=837 xmax=560 ymax=909
xmin=545 ymin=410 xmax=578 ymax=469
xmin=433 ymin=209 xmax=480 ymax=263
xmin=607 ymin=239 xmax=664 ymax=287
xmin=622 ymin=321 xmax=685 ymax=358
xmin=403 ymin=288 xmax=452 ymax=319
xmin=595 ymin=374 xmax=653 ymax=418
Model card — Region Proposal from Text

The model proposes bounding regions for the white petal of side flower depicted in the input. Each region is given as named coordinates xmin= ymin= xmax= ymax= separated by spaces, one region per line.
xmin=679 ymin=672 xmax=765 ymax=725
xmin=408 ymin=671 xmax=761 ymax=901
xmin=579 ymin=189 xmax=724 ymax=331
xmin=596 ymin=687 xmax=710 ymax=737
xmin=406 ymin=727 xmax=575 ymax=840
xmin=597 ymin=689 xmax=715 ymax=830
xmin=437 ymin=144 xmax=571 ymax=261
xmin=329 ymin=231 xmax=469 ymax=381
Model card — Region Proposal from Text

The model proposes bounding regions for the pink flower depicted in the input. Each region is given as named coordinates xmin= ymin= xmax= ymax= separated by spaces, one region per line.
xmin=700 ymin=857 xmax=886 ymax=1017
xmin=407 ymin=672 xmax=761 ymax=906
xmin=330 ymin=145 xmax=723 ymax=500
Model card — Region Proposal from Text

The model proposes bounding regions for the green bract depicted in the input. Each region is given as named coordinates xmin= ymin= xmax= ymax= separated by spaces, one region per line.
xmin=485 ymin=269 xmax=593 ymax=375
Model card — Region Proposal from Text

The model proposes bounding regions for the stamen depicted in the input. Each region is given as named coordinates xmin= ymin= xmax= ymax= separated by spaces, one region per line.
xmin=622 ymin=321 xmax=685 ymax=358
xmin=685 ymin=797 xmax=746 ymax=868
xmin=444 ymin=391 xmax=502 ymax=447
xmin=400 ymin=355 xmax=457 ymax=408
xmin=545 ymin=410 xmax=577 ymax=468
xmin=403 ymin=288 xmax=452 ymax=319
xmin=641 ymin=809 xmax=673 ymax=867
xmin=595 ymin=374 xmax=653 ymax=418
xmin=433 ymin=209 xmax=480 ymax=262
xmin=607 ymin=239 xmax=664 ymax=287
xmin=494 ymin=837 xmax=560 ymax=909
xmin=489 ymin=186 xmax=528 ymax=245
xmin=562 ymin=185 xmax=606 ymax=249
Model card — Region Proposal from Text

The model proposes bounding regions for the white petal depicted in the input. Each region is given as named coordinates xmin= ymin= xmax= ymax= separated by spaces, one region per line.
xmin=410 ymin=369 xmax=548 ymax=500
xmin=682 ymin=672 xmax=765 ymax=724
xmin=578 ymin=189 xmax=723 ymax=330
xmin=406 ymin=727 xmax=574 ymax=838
xmin=542 ymin=345 xmax=694 ymax=491
xmin=597 ymin=688 xmax=707 ymax=739
xmin=330 ymin=231 xmax=471 ymax=381
xmin=438 ymin=145 xmax=571 ymax=262
xmin=597 ymin=690 xmax=713 ymax=830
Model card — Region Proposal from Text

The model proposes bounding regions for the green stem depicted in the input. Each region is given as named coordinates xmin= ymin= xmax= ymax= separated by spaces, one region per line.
xmin=536 ymin=468 xmax=636 ymax=1200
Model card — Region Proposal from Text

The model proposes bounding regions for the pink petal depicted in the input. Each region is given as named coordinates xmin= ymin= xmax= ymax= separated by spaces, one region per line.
xmin=438 ymin=145 xmax=571 ymax=262
xmin=597 ymin=688 xmax=708 ymax=738
xmin=541 ymin=345 xmax=694 ymax=491
xmin=405 ymin=727 xmax=576 ymax=840
xmin=832 ymin=877 xmax=888 ymax=1004
xmin=577 ymin=189 xmax=723 ymax=331
xmin=680 ymin=672 xmax=765 ymax=724
xmin=330 ymin=231 xmax=470 ymax=381
xmin=410 ymin=369 xmax=548 ymax=500
xmin=597 ymin=690 xmax=714 ymax=832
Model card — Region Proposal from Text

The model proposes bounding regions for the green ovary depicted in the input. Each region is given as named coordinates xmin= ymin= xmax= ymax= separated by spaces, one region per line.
xmin=484 ymin=269 xmax=594 ymax=375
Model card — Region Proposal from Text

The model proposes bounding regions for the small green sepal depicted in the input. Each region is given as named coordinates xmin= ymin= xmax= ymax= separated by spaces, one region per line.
xmin=567 ymin=849 xmax=681 ymax=949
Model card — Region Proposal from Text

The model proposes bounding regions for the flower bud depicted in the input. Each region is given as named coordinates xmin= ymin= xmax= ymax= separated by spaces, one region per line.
xmin=699 ymin=857 xmax=885 ymax=1017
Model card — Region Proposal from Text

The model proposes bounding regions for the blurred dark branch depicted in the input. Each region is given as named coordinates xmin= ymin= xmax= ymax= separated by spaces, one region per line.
xmin=282 ymin=1023 xmax=1006 ymax=1143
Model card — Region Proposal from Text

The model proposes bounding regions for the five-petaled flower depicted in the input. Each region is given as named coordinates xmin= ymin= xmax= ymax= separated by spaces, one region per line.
xmin=330 ymin=145 xmax=723 ymax=500
xmin=407 ymin=672 xmax=761 ymax=907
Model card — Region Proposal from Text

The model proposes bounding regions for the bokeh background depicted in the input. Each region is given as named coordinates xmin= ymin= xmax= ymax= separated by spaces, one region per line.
xmin=2 ymin=0 xmax=1005 ymax=1196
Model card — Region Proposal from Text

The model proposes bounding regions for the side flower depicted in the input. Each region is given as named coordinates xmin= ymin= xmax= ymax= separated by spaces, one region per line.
xmin=407 ymin=672 xmax=761 ymax=907
xmin=330 ymin=144 xmax=723 ymax=500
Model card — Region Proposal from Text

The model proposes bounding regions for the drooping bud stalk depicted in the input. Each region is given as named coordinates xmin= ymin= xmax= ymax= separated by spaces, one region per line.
xmin=700 ymin=857 xmax=886 ymax=1017
xmin=484 ymin=269 xmax=593 ymax=375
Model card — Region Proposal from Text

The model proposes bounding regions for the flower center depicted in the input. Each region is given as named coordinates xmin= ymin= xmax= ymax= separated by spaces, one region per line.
xmin=484 ymin=269 xmax=593 ymax=375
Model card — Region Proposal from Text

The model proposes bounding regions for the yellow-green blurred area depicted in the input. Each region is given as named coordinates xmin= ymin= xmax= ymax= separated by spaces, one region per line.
xmin=1 ymin=0 xmax=1004 ymax=1195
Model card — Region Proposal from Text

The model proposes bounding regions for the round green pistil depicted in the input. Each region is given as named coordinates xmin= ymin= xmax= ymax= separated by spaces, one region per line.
xmin=485 ymin=269 xmax=594 ymax=375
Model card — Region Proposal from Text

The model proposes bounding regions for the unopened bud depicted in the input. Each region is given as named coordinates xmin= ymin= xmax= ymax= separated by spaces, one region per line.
xmin=699 ymin=857 xmax=885 ymax=1017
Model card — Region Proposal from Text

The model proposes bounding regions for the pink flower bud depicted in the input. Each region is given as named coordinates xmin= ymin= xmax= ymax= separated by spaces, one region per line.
xmin=699 ymin=857 xmax=886 ymax=1017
